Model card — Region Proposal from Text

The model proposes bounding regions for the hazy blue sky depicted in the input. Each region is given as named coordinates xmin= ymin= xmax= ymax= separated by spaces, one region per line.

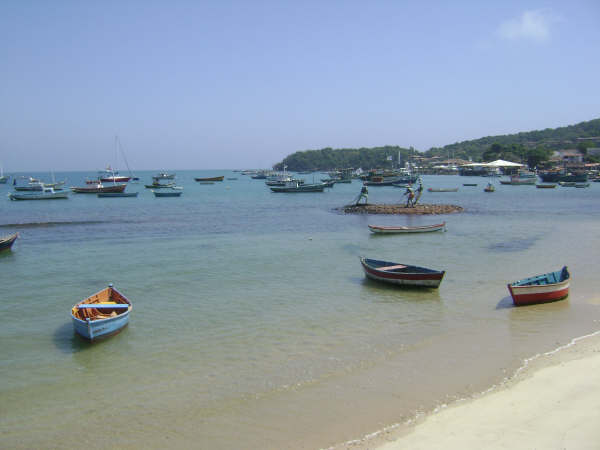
xmin=1 ymin=1 xmax=598 ymax=171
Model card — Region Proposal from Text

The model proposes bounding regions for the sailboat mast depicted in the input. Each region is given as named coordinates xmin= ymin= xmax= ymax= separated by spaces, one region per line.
xmin=116 ymin=135 xmax=134 ymax=177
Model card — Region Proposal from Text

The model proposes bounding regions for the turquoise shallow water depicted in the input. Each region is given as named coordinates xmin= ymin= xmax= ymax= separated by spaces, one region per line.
xmin=1 ymin=171 xmax=600 ymax=449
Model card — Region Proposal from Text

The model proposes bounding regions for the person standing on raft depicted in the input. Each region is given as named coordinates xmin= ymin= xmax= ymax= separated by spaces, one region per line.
xmin=404 ymin=185 xmax=415 ymax=207
xmin=355 ymin=185 xmax=368 ymax=205
xmin=412 ymin=179 xmax=424 ymax=206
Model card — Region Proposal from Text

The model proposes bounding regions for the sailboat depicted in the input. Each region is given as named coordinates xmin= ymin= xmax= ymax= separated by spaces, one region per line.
xmin=116 ymin=135 xmax=139 ymax=181
xmin=97 ymin=136 xmax=138 ymax=182
xmin=0 ymin=164 xmax=8 ymax=184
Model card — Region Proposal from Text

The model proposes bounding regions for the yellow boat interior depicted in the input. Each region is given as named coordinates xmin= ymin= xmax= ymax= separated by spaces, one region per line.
xmin=71 ymin=287 xmax=130 ymax=321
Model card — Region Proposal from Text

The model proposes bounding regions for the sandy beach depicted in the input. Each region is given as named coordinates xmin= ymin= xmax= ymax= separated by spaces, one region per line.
xmin=372 ymin=330 xmax=600 ymax=450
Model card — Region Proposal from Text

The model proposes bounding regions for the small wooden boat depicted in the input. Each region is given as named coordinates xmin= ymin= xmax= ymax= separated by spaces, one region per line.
xmin=153 ymin=172 xmax=176 ymax=180
xmin=145 ymin=182 xmax=176 ymax=189
xmin=270 ymin=181 xmax=325 ymax=192
xmin=97 ymin=192 xmax=139 ymax=198
xmin=575 ymin=182 xmax=590 ymax=188
xmin=8 ymin=186 xmax=69 ymax=200
xmin=368 ymin=222 xmax=446 ymax=234
xmin=428 ymin=187 xmax=458 ymax=192
xmin=507 ymin=266 xmax=570 ymax=306
xmin=536 ymin=184 xmax=556 ymax=189
xmin=195 ymin=176 xmax=224 ymax=182
xmin=484 ymin=183 xmax=495 ymax=192
xmin=462 ymin=183 xmax=478 ymax=186
xmin=0 ymin=232 xmax=18 ymax=252
xmin=499 ymin=177 xmax=536 ymax=185
xmin=359 ymin=257 xmax=445 ymax=288
xmin=71 ymin=284 xmax=132 ymax=340
xmin=152 ymin=189 xmax=182 ymax=197
xmin=558 ymin=181 xmax=577 ymax=187
xmin=363 ymin=176 xmax=401 ymax=186
xmin=70 ymin=183 xmax=127 ymax=193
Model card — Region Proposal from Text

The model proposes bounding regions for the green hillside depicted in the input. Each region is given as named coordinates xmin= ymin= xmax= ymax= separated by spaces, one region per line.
xmin=274 ymin=146 xmax=419 ymax=172
xmin=425 ymin=118 xmax=600 ymax=161
xmin=274 ymin=118 xmax=600 ymax=171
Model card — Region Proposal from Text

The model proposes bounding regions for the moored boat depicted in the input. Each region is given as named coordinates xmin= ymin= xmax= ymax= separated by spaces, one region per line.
xmin=152 ymin=188 xmax=182 ymax=197
xmin=536 ymin=183 xmax=556 ymax=189
xmin=97 ymin=192 xmax=139 ymax=198
xmin=499 ymin=176 xmax=536 ymax=185
xmin=507 ymin=266 xmax=570 ymax=306
xmin=70 ymin=183 xmax=127 ymax=193
xmin=367 ymin=222 xmax=446 ymax=234
xmin=153 ymin=171 xmax=176 ymax=180
xmin=71 ymin=284 xmax=132 ymax=341
xmin=194 ymin=176 xmax=224 ymax=182
xmin=270 ymin=181 xmax=325 ymax=192
xmin=428 ymin=187 xmax=458 ymax=192
xmin=98 ymin=166 xmax=130 ymax=183
xmin=145 ymin=181 xmax=176 ymax=189
xmin=8 ymin=186 xmax=69 ymax=200
xmin=359 ymin=257 xmax=445 ymax=288
xmin=0 ymin=232 xmax=18 ymax=252
xmin=484 ymin=182 xmax=495 ymax=192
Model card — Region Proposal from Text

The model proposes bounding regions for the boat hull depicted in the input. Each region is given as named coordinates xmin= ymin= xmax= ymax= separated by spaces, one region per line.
xmin=153 ymin=191 xmax=182 ymax=197
xmin=9 ymin=192 xmax=68 ymax=200
xmin=97 ymin=192 xmax=138 ymax=198
xmin=508 ymin=267 xmax=570 ymax=306
xmin=368 ymin=222 xmax=445 ymax=234
xmin=100 ymin=176 xmax=131 ymax=183
xmin=70 ymin=184 xmax=127 ymax=193
xmin=270 ymin=184 xmax=325 ymax=192
xmin=360 ymin=257 xmax=445 ymax=288
xmin=71 ymin=285 xmax=132 ymax=341
xmin=195 ymin=176 xmax=224 ymax=182
xmin=0 ymin=233 xmax=18 ymax=252
xmin=72 ymin=312 xmax=130 ymax=340
xmin=428 ymin=188 xmax=458 ymax=192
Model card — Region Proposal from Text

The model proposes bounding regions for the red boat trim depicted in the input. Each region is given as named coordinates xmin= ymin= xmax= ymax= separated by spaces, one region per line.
xmin=508 ymin=284 xmax=569 ymax=306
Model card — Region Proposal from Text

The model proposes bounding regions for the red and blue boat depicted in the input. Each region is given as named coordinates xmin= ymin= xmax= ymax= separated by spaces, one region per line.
xmin=507 ymin=266 xmax=570 ymax=306
xmin=360 ymin=257 xmax=445 ymax=288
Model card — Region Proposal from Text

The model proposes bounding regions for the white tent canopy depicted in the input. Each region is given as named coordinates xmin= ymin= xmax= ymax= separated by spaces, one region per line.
xmin=484 ymin=159 xmax=524 ymax=167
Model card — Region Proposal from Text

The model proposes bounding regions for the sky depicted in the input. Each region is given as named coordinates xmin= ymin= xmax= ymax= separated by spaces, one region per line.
xmin=1 ymin=1 xmax=599 ymax=171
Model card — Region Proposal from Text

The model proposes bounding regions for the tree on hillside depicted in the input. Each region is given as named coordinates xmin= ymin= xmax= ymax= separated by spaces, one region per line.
xmin=526 ymin=147 xmax=552 ymax=169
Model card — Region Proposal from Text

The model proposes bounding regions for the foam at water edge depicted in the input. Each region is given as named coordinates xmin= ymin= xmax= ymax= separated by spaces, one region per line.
xmin=327 ymin=327 xmax=600 ymax=450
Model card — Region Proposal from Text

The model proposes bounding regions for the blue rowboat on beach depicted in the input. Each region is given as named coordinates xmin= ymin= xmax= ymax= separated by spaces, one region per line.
xmin=71 ymin=284 xmax=132 ymax=341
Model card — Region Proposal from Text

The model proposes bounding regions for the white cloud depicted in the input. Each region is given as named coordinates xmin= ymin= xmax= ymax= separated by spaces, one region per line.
xmin=498 ymin=10 xmax=557 ymax=43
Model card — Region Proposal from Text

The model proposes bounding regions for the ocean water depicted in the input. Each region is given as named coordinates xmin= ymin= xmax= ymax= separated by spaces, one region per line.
xmin=1 ymin=171 xmax=599 ymax=449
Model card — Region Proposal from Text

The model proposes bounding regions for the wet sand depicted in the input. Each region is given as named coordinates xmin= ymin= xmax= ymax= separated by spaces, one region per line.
xmin=373 ymin=331 xmax=600 ymax=450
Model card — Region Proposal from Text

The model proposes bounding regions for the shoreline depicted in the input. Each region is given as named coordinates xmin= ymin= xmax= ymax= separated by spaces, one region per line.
xmin=343 ymin=328 xmax=600 ymax=449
